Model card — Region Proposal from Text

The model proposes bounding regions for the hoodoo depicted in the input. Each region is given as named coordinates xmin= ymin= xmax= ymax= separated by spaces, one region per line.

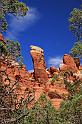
xmin=30 ymin=45 xmax=48 ymax=84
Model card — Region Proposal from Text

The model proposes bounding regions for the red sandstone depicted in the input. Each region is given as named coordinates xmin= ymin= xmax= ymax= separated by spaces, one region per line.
xmin=0 ymin=37 xmax=82 ymax=109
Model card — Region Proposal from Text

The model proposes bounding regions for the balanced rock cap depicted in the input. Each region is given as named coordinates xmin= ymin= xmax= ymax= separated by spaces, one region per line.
xmin=30 ymin=45 xmax=44 ymax=53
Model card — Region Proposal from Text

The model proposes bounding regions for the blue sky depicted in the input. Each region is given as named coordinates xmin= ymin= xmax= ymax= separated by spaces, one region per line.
xmin=4 ymin=0 xmax=81 ymax=70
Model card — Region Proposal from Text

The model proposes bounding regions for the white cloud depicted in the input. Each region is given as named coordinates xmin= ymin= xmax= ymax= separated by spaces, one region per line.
xmin=48 ymin=56 xmax=63 ymax=67
xmin=28 ymin=69 xmax=34 ymax=73
xmin=5 ymin=8 xmax=40 ymax=40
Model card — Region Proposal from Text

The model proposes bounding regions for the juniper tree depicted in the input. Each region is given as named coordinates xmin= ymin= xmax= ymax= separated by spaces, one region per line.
xmin=0 ymin=0 xmax=28 ymax=33
xmin=69 ymin=8 xmax=82 ymax=41
xmin=69 ymin=7 xmax=82 ymax=58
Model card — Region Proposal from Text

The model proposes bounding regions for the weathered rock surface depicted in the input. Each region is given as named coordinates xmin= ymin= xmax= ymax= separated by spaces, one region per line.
xmin=60 ymin=54 xmax=78 ymax=73
xmin=0 ymin=36 xmax=82 ymax=109
xmin=74 ymin=58 xmax=80 ymax=68
xmin=30 ymin=45 xmax=48 ymax=84
xmin=79 ymin=65 xmax=82 ymax=71
xmin=0 ymin=33 xmax=4 ymax=41
xmin=0 ymin=54 xmax=82 ymax=109
xmin=47 ymin=66 xmax=59 ymax=77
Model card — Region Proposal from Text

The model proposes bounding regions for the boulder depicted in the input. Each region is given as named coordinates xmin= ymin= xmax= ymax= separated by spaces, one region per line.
xmin=49 ymin=66 xmax=59 ymax=74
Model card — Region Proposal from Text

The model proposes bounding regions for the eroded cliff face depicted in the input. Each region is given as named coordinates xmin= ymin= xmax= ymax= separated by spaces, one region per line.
xmin=0 ymin=39 xmax=82 ymax=109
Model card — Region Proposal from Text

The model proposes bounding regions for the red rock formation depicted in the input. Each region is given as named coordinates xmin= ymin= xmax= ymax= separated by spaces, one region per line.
xmin=79 ymin=65 xmax=82 ymax=71
xmin=0 ymin=33 xmax=4 ymax=41
xmin=0 ymin=33 xmax=6 ymax=45
xmin=47 ymin=66 xmax=59 ymax=77
xmin=60 ymin=54 xmax=78 ymax=73
xmin=74 ymin=58 xmax=80 ymax=68
xmin=30 ymin=45 xmax=48 ymax=84
xmin=0 ymin=57 xmax=33 ymax=99
xmin=1 ymin=37 xmax=82 ymax=109
xmin=1 ymin=53 xmax=81 ymax=109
